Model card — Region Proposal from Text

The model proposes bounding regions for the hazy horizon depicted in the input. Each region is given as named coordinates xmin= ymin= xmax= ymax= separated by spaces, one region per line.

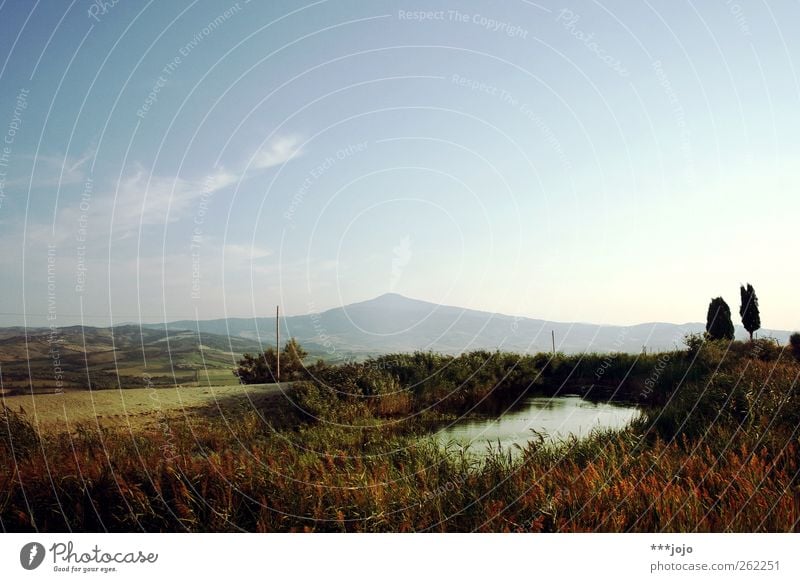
xmin=1 ymin=2 xmax=798 ymax=330
xmin=3 ymin=291 xmax=794 ymax=334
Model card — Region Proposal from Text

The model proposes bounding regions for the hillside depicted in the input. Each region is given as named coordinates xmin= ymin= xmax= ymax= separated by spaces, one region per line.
xmin=1 ymin=293 xmax=792 ymax=392
xmin=0 ymin=325 xmax=263 ymax=392
xmin=150 ymin=293 xmax=792 ymax=356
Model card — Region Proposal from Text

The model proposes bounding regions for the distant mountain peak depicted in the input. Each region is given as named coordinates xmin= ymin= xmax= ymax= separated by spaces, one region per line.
xmin=126 ymin=294 xmax=793 ymax=356
xmin=349 ymin=292 xmax=431 ymax=308
xmin=374 ymin=292 xmax=408 ymax=300
xmin=344 ymin=293 xmax=498 ymax=317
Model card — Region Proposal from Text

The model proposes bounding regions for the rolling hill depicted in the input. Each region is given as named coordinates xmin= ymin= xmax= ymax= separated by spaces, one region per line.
xmin=149 ymin=292 xmax=793 ymax=357
xmin=1 ymin=293 xmax=791 ymax=392
xmin=0 ymin=325 xmax=263 ymax=392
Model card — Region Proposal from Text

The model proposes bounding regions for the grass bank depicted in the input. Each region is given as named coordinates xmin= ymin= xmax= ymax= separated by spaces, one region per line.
xmin=2 ymin=338 xmax=798 ymax=532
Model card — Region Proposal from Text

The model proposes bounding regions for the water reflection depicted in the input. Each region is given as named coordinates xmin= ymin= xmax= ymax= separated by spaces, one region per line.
xmin=434 ymin=395 xmax=640 ymax=458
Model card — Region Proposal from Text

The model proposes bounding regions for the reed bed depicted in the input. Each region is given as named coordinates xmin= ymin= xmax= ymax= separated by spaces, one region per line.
xmin=2 ymin=341 xmax=798 ymax=532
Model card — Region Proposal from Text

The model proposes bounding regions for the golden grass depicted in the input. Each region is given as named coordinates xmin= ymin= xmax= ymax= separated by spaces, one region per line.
xmin=0 ymin=382 xmax=282 ymax=432
xmin=2 ymin=346 xmax=798 ymax=532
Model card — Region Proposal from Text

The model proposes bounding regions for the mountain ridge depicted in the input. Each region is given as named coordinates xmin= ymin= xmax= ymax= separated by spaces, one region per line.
xmin=138 ymin=293 xmax=792 ymax=355
xmin=3 ymin=294 xmax=790 ymax=357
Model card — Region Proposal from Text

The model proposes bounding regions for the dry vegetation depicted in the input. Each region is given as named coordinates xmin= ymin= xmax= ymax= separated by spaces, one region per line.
xmin=1 ymin=338 xmax=799 ymax=532
xmin=0 ymin=382 xmax=283 ymax=432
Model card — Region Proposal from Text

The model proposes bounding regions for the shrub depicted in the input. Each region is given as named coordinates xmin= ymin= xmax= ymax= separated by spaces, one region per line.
xmin=234 ymin=338 xmax=319 ymax=383
xmin=642 ymin=354 xmax=800 ymax=441
xmin=730 ymin=337 xmax=783 ymax=362
xmin=315 ymin=363 xmax=399 ymax=397
xmin=790 ymin=332 xmax=800 ymax=361
xmin=289 ymin=381 xmax=335 ymax=420
xmin=0 ymin=406 xmax=40 ymax=458
xmin=684 ymin=333 xmax=705 ymax=357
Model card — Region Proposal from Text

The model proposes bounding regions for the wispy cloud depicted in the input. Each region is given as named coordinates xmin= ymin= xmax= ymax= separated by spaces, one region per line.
xmin=10 ymin=134 xmax=305 ymax=250
xmin=111 ymin=164 xmax=237 ymax=232
xmin=7 ymin=147 xmax=95 ymax=188
xmin=252 ymin=135 xmax=303 ymax=169
xmin=110 ymin=133 xmax=304 ymax=231
xmin=224 ymin=243 xmax=272 ymax=262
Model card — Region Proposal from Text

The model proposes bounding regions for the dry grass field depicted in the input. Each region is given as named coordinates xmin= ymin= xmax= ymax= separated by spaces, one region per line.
xmin=0 ymin=382 xmax=283 ymax=433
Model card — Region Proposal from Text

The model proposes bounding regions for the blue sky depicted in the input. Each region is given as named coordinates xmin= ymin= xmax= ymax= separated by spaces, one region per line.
xmin=0 ymin=0 xmax=798 ymax=329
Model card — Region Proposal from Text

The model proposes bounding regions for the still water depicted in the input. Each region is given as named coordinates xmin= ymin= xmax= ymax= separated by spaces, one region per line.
xmin=434 ymin=395 xmax=640 ymax=458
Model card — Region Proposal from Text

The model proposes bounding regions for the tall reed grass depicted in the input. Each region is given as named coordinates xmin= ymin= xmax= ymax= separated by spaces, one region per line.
xmin=2 ymin=340 xmax=797 ymax=532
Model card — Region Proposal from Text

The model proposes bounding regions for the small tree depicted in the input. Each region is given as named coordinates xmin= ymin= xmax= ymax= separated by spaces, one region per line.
xmin=706 ymin=297 xmax=734 ymax=341
xmin=790 ymin=332 xmax=800 ymax=361
xmin=234 ymin=338 xmax=310 ymax=383
xmin=739 ymin=283 xmax=761 ymax=340
xmin=281 ymin=338 xmax=309 ymax=380
xmin=234 ymin=347 xmax=278 ymax=384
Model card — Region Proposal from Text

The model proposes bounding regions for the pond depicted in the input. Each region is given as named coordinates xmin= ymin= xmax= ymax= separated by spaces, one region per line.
xmin=434 ymin=395 xmax=641 ymax=458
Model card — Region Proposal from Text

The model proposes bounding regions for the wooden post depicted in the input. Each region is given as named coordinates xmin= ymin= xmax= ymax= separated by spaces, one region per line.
xmin=551 ymin=330 xmax=555 ymax=355
xmin=276 ymin=305 xmax=280 ymax=383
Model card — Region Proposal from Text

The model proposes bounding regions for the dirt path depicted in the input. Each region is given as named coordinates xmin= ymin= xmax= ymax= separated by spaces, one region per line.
xmin=1 ymin=383 xmax=285 ymax=433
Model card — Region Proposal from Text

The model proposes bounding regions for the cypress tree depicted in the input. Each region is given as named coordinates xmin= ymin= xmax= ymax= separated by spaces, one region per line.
xmin=706 ymin=297 xmax=735 ymax=341
xmin=739 ymin=283 xmax=761 ymax=340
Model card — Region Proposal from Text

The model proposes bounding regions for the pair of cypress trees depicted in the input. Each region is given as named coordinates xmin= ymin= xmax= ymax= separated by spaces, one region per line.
xmin=705 ymin=284 xmax=760 ymax=341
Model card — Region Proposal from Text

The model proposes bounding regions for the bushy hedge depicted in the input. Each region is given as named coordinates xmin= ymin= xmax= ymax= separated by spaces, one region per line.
xmin=285 ymin=350 xmax=544 ymax=421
